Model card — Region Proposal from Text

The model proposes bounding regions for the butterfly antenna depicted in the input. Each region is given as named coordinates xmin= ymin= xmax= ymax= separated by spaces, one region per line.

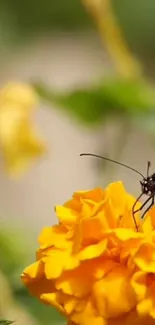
xmin=80 ymin=153 xmax=145 ymax=178
xmin=147 ymin=161 xmax=151 ymax=178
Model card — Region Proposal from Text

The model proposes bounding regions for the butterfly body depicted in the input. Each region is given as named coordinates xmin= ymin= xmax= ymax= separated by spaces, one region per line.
xmin=140 ymin=174 xmax=155 ymax=196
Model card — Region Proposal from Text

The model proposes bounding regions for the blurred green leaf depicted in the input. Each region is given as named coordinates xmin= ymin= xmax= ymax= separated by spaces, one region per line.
xmin=0 ymin=0 xmax=92 ymax=48
xmin=0 ymin=225 xmax=64 ymax=325
xmin=100 ymin=78 xmax=155 ymax=112
xmin=112 ymin=0 xmax=155 ymax=71
xmin=0 ymin=321 xmax=14 ymax=325
xmin=33 ymin=78 xmax=155 ymax=126
xmin=33 ymin=82 xmax=112 ymax=125
xmin=133 ymin=112 xmax=155 ymax=136
xmin=0 ymin=226 xmax=32 ymax=291
xmin=15 ymin=290 xmax=64 ymax=325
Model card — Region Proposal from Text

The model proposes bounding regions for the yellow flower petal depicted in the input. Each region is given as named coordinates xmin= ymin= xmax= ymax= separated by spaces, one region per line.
xmin=142 ymin=215 xmax=153 ymax=235
xmin=137 ymin=299 xmax=153 ymax=317
xmin=148 ymin=206 xmax=155 ymax=230
xmin=93 ymin=266 xmax=136 ymax=318
xmin=41 ymin=292 xmax=67 ymax=313
xmin=44 ymin=252 xmax=79 ymax=279
xmin=78 ymin=214 xmax=107 ymax=244
xmin=55 ymin=266 xmax=93 ymax=297
xmin=131 ymin=271 xmax=148 ymax=300
xmin=107 ymin=228 xmax=143 ymax=241
xmin=21 ymin=260 xmax=55 ymax=297
xmin=134 ymin=243 xmax=155 ymax=272
xmin=73 ymin=188 xmax=105 ymax=202
xmin=150 ymin=307 xmax=155 ymax=319
xmin=38 ymin=225 xmax=72 ymax=251
xmin=79 ymin=239 xmax=107 ymax=261
xmin=109 ymin=311 xmax=155 ymax=325
xmin=131 ymin=270 xmax=155 ymax=320
xmin=0 ymin=82 xmax=38 ymax=108
xmin=80 ymin=199 xmax=95 ymax=218
xmin=55 ymin=206 xmax=78 ymax=224
xmin=92 ymin=259 xmax=118 ymax=280
xmin=21 ymin=181 xmax=155 ymax=324
xmin=71 ymin=298 xmax=105 ymax=325
xmin=64 ymin=297 xmax=79 ymax=314
xmin=21 ymin=260 xmax=44 ymax=281
xmin=0 ymin=82 xmax=46 ymax=176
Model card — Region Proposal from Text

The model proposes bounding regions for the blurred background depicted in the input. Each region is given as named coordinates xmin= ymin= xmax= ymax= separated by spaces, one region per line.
xmin=1 ymin=0 xmax=155 ymax=324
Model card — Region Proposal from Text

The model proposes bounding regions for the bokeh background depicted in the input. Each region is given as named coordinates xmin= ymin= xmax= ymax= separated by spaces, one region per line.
xmin=1 ymin=0 xmax=155 ymax=324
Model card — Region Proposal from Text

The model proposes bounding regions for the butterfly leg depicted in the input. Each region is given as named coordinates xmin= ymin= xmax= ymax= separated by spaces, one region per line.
xmin=132 ymin=192 xmax=143 ymax=216
xmin=141 ymin=195 xmax=155 ymax=219
xmin=132 ymin=193 xmax=143 ymax=231
xmin=133 ymin=194 xmax=154 ymax=215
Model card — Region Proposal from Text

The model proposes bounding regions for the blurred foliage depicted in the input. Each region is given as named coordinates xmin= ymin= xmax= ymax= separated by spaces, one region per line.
xmin=81 ymin=0 xmax=141 ymax=80
xmin=33 ymin=78 xmax=155 ymax=131
xmin=0 ymin=321 xmax=14 ymax=325
xmin=0 ymin=226 xmax=64 ymax=325
xmin=110 ymin=0 xmax=155 ymax=75
xmin=0 ymin=0 xmax=155 ymax=72
xmin=0 ymin=0 xmax=91 ymax=47
xmin=112 ymin=0 xmax=155 ymax=61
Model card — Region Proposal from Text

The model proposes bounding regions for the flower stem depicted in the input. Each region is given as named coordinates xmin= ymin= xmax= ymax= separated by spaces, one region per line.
xmin=81 ymin=0 xmax=142 ymax=79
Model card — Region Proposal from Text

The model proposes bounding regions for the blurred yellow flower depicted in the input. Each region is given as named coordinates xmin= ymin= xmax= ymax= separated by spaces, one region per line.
xmin=21 ymin=182 xmax=155 ymax=325
xmin=0 ymin=82 xmax=46 ymax=176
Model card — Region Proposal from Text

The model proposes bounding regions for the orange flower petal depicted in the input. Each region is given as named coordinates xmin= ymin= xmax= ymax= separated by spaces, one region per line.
xmin=73 ymin=188 xmax=105 ymax=202
xmin=21 ymin=181 xmax=155 ymax=325
xmin=71 ymin=298 xmax=105 ymax=325
xmin=55 ymin=206 xmax=78 ymax=224
xmin=44 ymin=251 xmax=79 ymax=279
xmin=38 ymin=225 xmax=72 ymax=251
xmin=134 ymin=243 xmax=155 ymax=272
xmin=41 ymin=292 xmax=67 ymax=314
xmin=21 ymin=260 xmax=44 ymax=281
xmin=79 ymin=215 xmax=107 ymax=245
xmin=107 ymin=228 xmax=143 ymax=241
xmin=79 ymin=239 xmax=107 ymax=261
xmin=93 ymin=266 xmax=136 ymax=318
xmin=21 ymin=260 xmax=55 ymax=297
xmin=131 ymin=271 xmax=148 ymax=300
xmin=92 ymin=259 xmax=118 ymax=280
xmin=55 ymin=263 xmax=94 ymax=298
xmin=137 ymin=299 xmax=153 ymax=317
xmin=148 ymin=205 xmax=155 ymax=230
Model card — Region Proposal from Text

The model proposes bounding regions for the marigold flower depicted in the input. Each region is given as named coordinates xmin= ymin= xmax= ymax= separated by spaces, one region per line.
xmin=21 ymin=182 xmax=155 ymax=325
xmin=0 ymin=82 xmax=46 ymax=176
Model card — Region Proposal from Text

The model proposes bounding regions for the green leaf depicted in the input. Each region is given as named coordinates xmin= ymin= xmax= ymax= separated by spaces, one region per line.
xmin=0 ymin=225 xmax=34 ymax=291
xmin=15 ymin=290 xmax=64 ymax=325
xmin=33 ymin=81 xmax=123 ymax=126
xmin=100 ymin=78 xmax=155 ymax=113
xmin=0 ymin=321 xmax=14 ymax=325
xmin=33 ymin=82 xmax=109 ymax=125
xmin=33 ymin=78 xmax=155 ymax=126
